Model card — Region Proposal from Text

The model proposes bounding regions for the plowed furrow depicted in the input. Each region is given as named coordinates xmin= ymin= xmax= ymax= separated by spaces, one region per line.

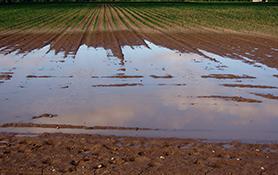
xmin=104 ymin=4 xmax=124 ymax=63
xmin=65 ymin=8 xmax=98 ymax=56
xmin=0 ymin=8 xmax=68 ymax=33
xmin=0 ymin=9 xmax=81 ymax=55
xmin=0 ymin=9 xmax=79 ymax=50
xmin=49 ymin=9 xmax=91 ymax=56
xmin=141 ymin=8 xmax=277 ymax=61
xmin=138 ymin=8 xmax=278 ymax=66
xmin=120 ymin=7 xmax=196 ymax=54
xmin=113 ymin=6 xmax=149 ymax=48
xmin=80 ymin=8 xmax=99 ymax=49
xmin=18 ymin=9 xmax=83 ymax=55
xmin=90 ymin=5 xmax=105 ymax=49
xmin=0 ymin=8 xmax=71 ymax=41
xmin=83 ymin=7 xmax=101 ymax=47
xmin=110 ymin=6 xmax=147 ymax=48
xmin=126 ymin=8 xmax=232 ymax=60
xmin=149 ymin=6 xmax=276 ymax=47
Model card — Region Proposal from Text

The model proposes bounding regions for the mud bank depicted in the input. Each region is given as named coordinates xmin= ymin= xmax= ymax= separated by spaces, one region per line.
xmin=0 ymin=133 xmax=278 ymax=174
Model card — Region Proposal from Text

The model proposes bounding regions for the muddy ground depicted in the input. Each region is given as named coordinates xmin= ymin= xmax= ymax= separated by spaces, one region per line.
xmin=0 ymin=133 xmax=278 ymax=175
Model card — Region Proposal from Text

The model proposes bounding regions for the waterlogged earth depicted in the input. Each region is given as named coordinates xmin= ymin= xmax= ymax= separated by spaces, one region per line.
xmin=0 ymin=39 xmax=278 ymax=142
xmin=0 ymin=4 xmax=278 ymax=143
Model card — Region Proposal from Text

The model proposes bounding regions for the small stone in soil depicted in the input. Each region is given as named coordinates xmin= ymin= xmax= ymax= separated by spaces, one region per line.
xmin=97 ymin=164 xmax=103 ymax=169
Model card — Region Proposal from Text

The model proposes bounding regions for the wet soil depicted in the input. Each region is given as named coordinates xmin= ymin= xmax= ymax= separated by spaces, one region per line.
xmin=0 ymin=72 xmax=13 ymax=81
xmin=157 ymin=83 xmax=187 ymax=86
xmin=92 ymin=83 xmax=143 ymax=87
xmin=94 ymin=75 xmax=144 ymax=79
xmin=26 ymin=75 xmax=55 ymax=78
xmin=150 ymin=74 xmax=173 ymax=79
xmin=222 ymin=84 xmax=278 ymax=89
xmin=201 ymin=74 xmax=256 ymax=79
xmin=32 ymin=114 xmax=58 ymax=120
xmin=26 ymin=75 xmax=73 ymax=78
xmin=198 ymin=96 xmax=262 ymax=103
xmin=0 ymin=123 xmax=155 ymax=131
xmin=251 ymin=93 xmax=278 ymax=100
xmin=0 ymin=133 xmax=278 ymax=175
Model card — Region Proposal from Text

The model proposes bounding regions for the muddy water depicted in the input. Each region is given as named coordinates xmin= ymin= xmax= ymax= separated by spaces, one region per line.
xmin=0 ymin=41 xmax=278 ymax=142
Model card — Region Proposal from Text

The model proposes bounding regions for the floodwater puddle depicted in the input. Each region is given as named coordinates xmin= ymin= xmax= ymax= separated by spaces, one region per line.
xmin=0 ymin=40 xmax=278 ymax=142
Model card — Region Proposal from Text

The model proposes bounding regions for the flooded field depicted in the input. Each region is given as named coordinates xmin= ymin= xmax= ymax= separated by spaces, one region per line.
xmin=0 ymin=4 xmax=278 ymax=142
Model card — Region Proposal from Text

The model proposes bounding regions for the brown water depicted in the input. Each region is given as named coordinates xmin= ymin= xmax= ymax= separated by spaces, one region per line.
xmin=1 ymin=41 xmax=278 ymax=142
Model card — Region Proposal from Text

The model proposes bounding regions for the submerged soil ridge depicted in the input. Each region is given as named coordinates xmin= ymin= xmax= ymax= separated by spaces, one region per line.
xmin=0 ymin=123 xmax=158 ymax=131
xmin=0 ymin=5 xmax=277 ymax=68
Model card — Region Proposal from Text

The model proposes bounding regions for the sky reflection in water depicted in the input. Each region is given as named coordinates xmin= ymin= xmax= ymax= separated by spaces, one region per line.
xmin=0 ymin=41 xmax=278 ymax=142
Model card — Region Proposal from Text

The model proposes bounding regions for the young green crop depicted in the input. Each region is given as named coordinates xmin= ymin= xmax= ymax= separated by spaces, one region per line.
xmin=0 ymin=2 xmax=277 ymax=36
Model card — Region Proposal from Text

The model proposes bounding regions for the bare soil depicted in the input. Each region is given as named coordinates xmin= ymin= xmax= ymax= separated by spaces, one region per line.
xmin=157 ymin=83 xmax=187 ymax=86
xmin=32 ymin=114 xmax=58 ymax=120
xmin=0 ymin=123 xmax=154 ymax=131
xmin=198 ymin=96 xmax=262 ymax=103
xmin=92 ymin=83 xmax=143 ymax=87
xmin=0 ymin=133 xmax=278 ymax=175
xmin=251 ymin=93 xmax=278 ymax=100
xmin=26 ymin=75 xmax=73 ymax=78
xmin=201 ymin=74 xmax=256 ymax=79
xmin=93 ymin=75 xmax=144 ymax=79
xmin=0 ymin=72 xmax=13 ymax=81
xmin=222 ymin=84 xmax=277 ymax=89
xmin=150 ymin=75 xmax=173 ymax=79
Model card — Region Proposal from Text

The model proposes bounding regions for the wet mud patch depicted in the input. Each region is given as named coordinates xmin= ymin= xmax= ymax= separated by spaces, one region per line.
xmin=198 ymin=96 xmax=262 ymax=103
xmin=0 ymin=123 xmax=155 ymax=131
xmin=26 ymin=75 xmax=73 ymax=79
xmin=157 ymin=83 xmax=186 ymax=86
xmin=61 ymin=85 xmax=69 ymax=89
xmin=251 ymin=93 xmax=278 ymax=100
xmin=92 ymin=83 xmax=143 ymax=87
xmin=150 ymin=74 xmax=173 ymax=79
xmin=222 ymin=84 xmax=278 ymax=89
xmin=93 ymin=75 xmax=144 ymax=79
xmin=32 ymin=113 xmax=58 ymax=120
xmin=201 ymin=74 xmax=256 ymax=79
xmin=26 ymin=75 xmax=55 ymax=78
xmin=0 ymin=72 xmax=13 ymax=81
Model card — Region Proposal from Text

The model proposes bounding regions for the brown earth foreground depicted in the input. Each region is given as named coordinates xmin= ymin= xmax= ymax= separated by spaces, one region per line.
xmin=1 ymin=133 xmax=278 ymax=175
